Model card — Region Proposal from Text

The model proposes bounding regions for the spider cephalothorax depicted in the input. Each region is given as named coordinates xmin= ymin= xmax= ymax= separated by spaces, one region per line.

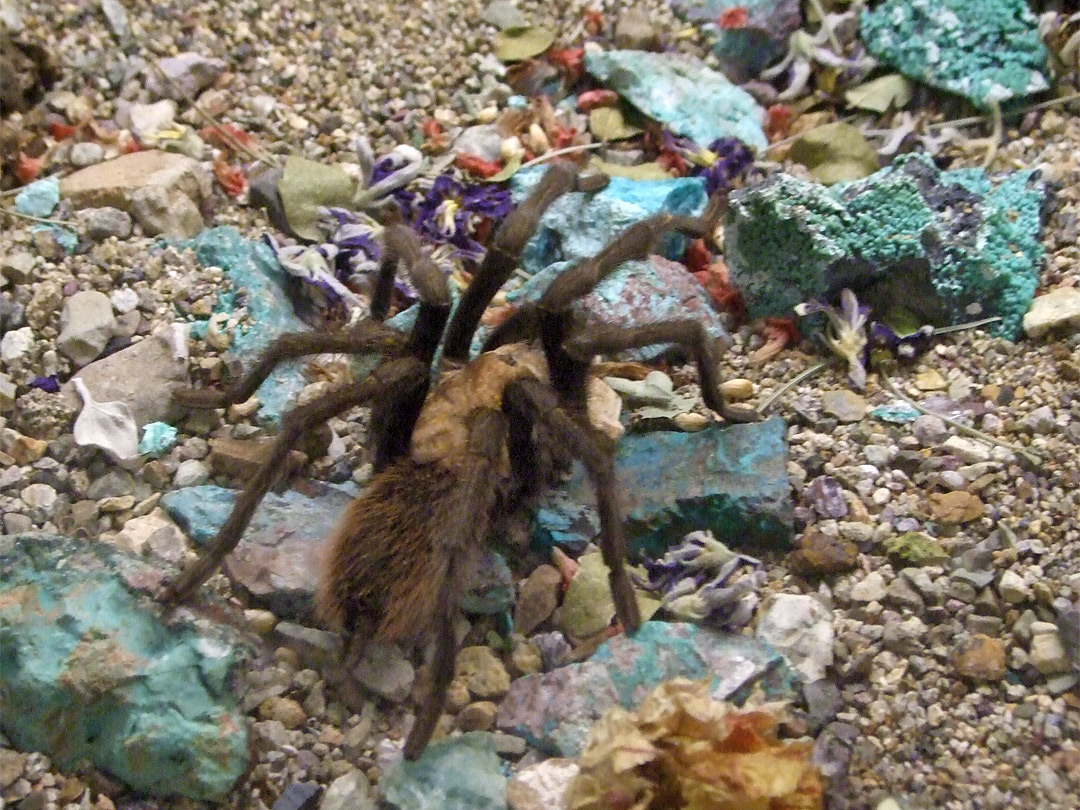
xmin=159 ymin=162 xmax=756 ymax=758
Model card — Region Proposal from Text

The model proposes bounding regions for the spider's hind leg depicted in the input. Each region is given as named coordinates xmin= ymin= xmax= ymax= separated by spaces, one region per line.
xmin=503 ymin=378 xmax=642 ymax=633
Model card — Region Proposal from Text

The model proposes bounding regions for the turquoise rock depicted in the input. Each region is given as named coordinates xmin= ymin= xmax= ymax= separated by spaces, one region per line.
xmin=861 ymin=0 xmax=1049 ymax=109
xmin=495 ymin=621 xmax=796 ymax=756
xmin=0 ymin=534 xmax=250 ymax=801
xmin=161 ymin=483 xmax=353 ymax=621
xmin=31 ymin=225 xmax=78 ymax=253
xmin=382 ymin=732 xmax=506 ymax=810
xmin=668 ymin=0 xmax=801 ymax=81
xmin=138 ymin=421 xmax=178 ymax=457
xmin=871 ymin=403 xmax=920 ymax=423
xmin=162 ymin=483 xmax=512 ymax=622
xmin=498 ymin=170 xmax=728 ymax=360
xmin=531 ymin=417 xmax=792 ymax=557
xmin=510 ymin=167 xmax=709 ymax=273
xmin=15 ymin=177 xmax=60 ymax=217
xmin=724 ymin=154 xmax=1046 ymax=339
xmin=584 ymin=49 xmax=767 ymax=150
xmin=183 ymin=227 xmax=310 ymax=426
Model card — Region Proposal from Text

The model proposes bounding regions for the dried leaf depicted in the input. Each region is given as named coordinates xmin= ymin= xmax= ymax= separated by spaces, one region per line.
xmin=589 ymin=158 xmax=672 ymax=181
xmin=844 ymin=73 xmax=913 ymax=113
xmin=487 ymin=154 xmax=522 ymax=182
xmin=493 ymin=26 xmax=556 ymax=63
xmin=566 ymin=679 xmax=824 ymax=810
xmin=789 ymin=122 xmax=879 ymax=184
xmin=561 ymin=553 xmax=660 ymax=640
xmin=71 ymin=379 xmax=139 ymax=461
xmin=278 ymin=156 xmax=356 ymax=241
xmin=588 ymin=107 xmax=642 ymax=141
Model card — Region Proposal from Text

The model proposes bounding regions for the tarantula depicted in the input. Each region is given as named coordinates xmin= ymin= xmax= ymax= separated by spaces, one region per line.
xmin=159 ymin=162 xmax=756 ymax=758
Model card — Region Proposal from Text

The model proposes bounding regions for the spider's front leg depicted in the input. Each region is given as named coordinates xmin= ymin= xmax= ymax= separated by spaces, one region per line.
xmin=159 ymin=357 xmax=429 ymax=607
xmin=565 ymin=321 xmax=760 ymax=423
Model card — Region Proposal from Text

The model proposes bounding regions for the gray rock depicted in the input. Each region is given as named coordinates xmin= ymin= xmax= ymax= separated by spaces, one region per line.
xmin=146 ymin=52 xmax=227 ymax=100
xmin=76 ymin=206 xmax=134 ymax=240
xmin=69 ymin=141 xmax=105 ymax=167
xmin=353 ymin=641 xmax=414 ymax=703
xmin=802 ymin=678 xmax=842 ymax=732
xmin=614 ymin=9 xmax=659 ymax=50
xmin=822 ymin=390 xmax=867 ymax=423
xmin=1023 ymin=287 xmax=1080 ymax=338
xmin=481 ymin=0 xmax=526 ymax=30
xmin=755 ymin=593 xmax=834 ymax=681
xmin=1 ymin=327 xmax=33 ymax=363
xmin=912 ymin=414 xmax=948 ymax=446
xmin=320 ymin=771 xmax=374 ymax=810
xmin=850 ymin=571 xmax=887 ymax=602
xmin=1019 ymin=405 xmax=1056 ymax=435
xmin=57 ymin=291 xmax=117 ymax=367
xmin=124 ymin=100 xmax=178 ymax=138
xmin=1 ymin=251 xmax=35 ymax=284
xmin=173 ymin=459 xmax=210 ymax=487
xmin=453 ymin=124 xmax=504 ymax=163
xmin=131 ymin=184 xmax=205 ymax=239
xmin=60 ymin=328 xmax=188 ymax=428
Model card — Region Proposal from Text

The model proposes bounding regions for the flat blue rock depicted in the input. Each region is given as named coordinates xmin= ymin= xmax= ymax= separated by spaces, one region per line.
xmin=495 ymin=621 xmax=796 ymax=756
xmin=184 ymin=227 xmax=310 ymax=425
xmin=161 ymin=482 xmax=353 ymax=621
xmin=724 ymin=154 xmax=1046 ymax=339
xmin=532 ymin=416 xmax=792 ymax=557
xmin=860 ymin=0 xmax=1049 ymax=108
xmin=584 ymin=49 xmax=767 ymax=150
xmin=382 ymin=732 xmax=506 ymax=810
xmin=15 ymin=177 xmax=60 ymax=217
xmin=0 ymin=534 xmax=250 ymax=801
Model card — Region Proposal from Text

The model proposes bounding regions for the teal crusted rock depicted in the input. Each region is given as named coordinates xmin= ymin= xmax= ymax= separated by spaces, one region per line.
xmin=183 ymin=227 xmax=310 ymax=426
xmin=860 ymin=0 xmax=1049 ymax=108
xmin=531 ymin=417 xmax=793 ymax=557
xmin=0 ymin=534 xmax=251 ymax=801
xmin=584 ymin=49 xmax=767 ymax=149
xmin=724 ymin=154 xmax=1046 ymax=339
xmin=382 ymin=732 xmax=507 ymax=810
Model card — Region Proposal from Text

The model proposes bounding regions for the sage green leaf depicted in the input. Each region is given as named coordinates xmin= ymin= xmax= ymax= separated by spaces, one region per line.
xmin=789 ymin=122 xmax=879 ymax=184
xmin=279 ymin=156 xmax=357 ymax=241
xmin=589 ymin=158 xmax=672 ymax=181
xmin=493 ymin=26 xmax=555 ymax=63
xmin=487 ymin=154 xmax=522 ymax=182
xmin=561 ymin=552 xmax=661 ymax=640
xmin=844 ymin=74 xmax=913 ymax=113
xmin=588 ymin=107 xmax=643 ymax=141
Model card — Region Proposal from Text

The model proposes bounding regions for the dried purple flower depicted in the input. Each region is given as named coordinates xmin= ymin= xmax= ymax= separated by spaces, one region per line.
xmin=408 ymin=175 xmax=513 ymax=259
xmin=694 ymin=137 xmax=754 ymax=195
xmin=641 ymin=530 xmax=764 ymax=629
xmin=795 ymin=288 xmax=869 ymax=390
xmin=30 ymin=375 xmax=60 ymax=393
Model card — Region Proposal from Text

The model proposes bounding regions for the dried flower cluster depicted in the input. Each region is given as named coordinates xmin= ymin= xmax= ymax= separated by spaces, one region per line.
xmin=565 ymin=679 xmax=824 ymax=810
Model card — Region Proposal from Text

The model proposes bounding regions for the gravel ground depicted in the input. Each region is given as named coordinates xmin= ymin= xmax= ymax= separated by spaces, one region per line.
xmin=1 ymin=1 xmax=1079 ymax=809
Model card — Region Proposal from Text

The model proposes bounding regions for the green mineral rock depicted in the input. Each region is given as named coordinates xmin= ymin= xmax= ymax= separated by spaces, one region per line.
xmin=0 ymin=534 xmax=251 ymax=801
xmin=860 ymin=0 xmax=1049 ymax=108
xmin=884 ymin=531 xmax=950 ymax=567
xmin=724 ymin=154 xmax=1046 ymax=339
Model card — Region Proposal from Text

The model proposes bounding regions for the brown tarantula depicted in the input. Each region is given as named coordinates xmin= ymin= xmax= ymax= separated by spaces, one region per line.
xmin=159 ymin=162 xmax=756 ymax=758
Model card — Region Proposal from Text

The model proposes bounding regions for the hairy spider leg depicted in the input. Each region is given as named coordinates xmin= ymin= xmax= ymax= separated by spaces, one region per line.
xmin=160 ymin=357 xmax=429 ymax=606
xmin=503 ymin=378 xmax=642 ymax=632
xmin=440 ymin=162 xmax=609 ymax=364
xmin=402 ymin=408 xmax=509 ymax=759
